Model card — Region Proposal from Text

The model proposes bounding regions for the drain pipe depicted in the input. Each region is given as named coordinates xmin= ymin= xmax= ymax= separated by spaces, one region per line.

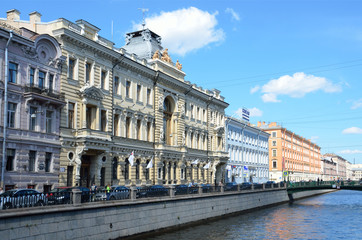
xmin=1 ymin=31 xmax=13 ymax=188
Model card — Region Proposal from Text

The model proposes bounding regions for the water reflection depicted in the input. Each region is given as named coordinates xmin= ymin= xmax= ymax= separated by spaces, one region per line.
xmin=144 ymin=190 xmax=362 ymax=240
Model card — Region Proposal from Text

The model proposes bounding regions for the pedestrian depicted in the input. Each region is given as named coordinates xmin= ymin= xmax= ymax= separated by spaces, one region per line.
xmin=106 ymin=184 xmax=111 ymax=200
xmin=91 ymin=183 xmax=97 ymax=201
xmin=0 ymin=187 xmax=4 ymax=194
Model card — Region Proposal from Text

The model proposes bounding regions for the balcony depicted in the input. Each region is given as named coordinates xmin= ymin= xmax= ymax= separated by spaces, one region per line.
xmin=24 ymin=85 xmax=65 ymax=106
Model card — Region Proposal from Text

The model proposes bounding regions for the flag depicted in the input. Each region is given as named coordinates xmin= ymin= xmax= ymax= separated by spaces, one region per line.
xmin=203 ymin=162 xmax=210 ymax=169
xmin=146 ymin=157 xmax=153 ymax=169
xmin=191 ymin=159 xmax=199 ymax=165
xmin=128 ymin=151 xmax=134 ymax=166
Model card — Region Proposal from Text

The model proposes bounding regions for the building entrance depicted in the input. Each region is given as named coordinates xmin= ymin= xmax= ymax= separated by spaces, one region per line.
xmin=80 ymin=155 xmax=91 ymax=187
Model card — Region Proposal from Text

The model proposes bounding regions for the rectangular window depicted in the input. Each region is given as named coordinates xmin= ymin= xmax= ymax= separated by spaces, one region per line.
xmin=46 ymin=111 xmax=53 ymax=133
xmin=114 ymin=76 xmax=119 ymax=94
xmin=68 ymin=102 xmax=75 ymax=129
xmin=197 ymin=107 xmax=200 ymax=120
xmin=147 ymin=122 xmax=151 ymax=141
xmin=126 ymin=81 xmax=131 ymax=98
xmin=38 ymin=71 xmax=45 ymax=89
xmin=49 ymin=74 xmax=54 ymax=92
xmin=136 ymin=119 xmax=141 ymax=140
xmin=6 ymin=149 xmax=15 ymax=171
xmin=147 ymin=88 xmax=151 ymax=105
xmin=29 ymin=107 xmax=37 ymax=131
xmin=272 ymin=131 xmax=277 ymax=138
xmin=7 ymin=102 xmax=16 ymax=128
xmin=85 ymin=62 xmax=91 ymax=83
xmin=29 ymin=150 xmax=36 ymax=172
xmin=272 ymin=161 xmax=277 ymax=169
xmin=68 ymin=58 xmax=75 ymax=79
xmin=29 ymin=67 xmax=35 ymax=86
xmin=137 ymin=84 xmax=141 ymax=102
xmin=126 ymin=117 xmax=131 ymax=138
xmin=9 ymin=62 xmax=18 ymax=83
xmin=114 ymin=114 xmax=119 ymax=136
xmin=101 ymin=70 xmax=106 ymax=89
xmin=203 ymin=109 xmax=206 ymax=122
xmin=272 ymin=140 xmax=277 ymax=146
xmin=272 ymin=149 xmax=277 ymax=157
xmin=191 ymin=105 xmax=194 ymax=119
xmin=101 ymin=110 xmax=107 ymax=131
xmin=45 ymin=152 xmax=52 ymax=172
xmin=86 ymin=107 xmax=92 ymax=129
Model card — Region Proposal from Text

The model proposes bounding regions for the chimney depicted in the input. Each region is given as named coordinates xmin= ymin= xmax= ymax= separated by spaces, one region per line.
xmin=257 ymin=121 xmax=261 ymax=127
xmin=7 ymin=9 xmax=21 ymax=21
xmin=29 ymin=11 xmax=42 ymax=24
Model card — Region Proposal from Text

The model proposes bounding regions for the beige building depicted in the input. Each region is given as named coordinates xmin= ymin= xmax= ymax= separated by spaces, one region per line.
xmin=1 ymin=9 xmax=229 ymax=188
xmin=258 ymin=122 xmax=321 ymax=182
xmin=323 ymin=153 xmax=348 ymax=181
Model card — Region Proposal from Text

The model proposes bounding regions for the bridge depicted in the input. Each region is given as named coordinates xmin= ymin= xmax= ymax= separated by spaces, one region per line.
xmin=287 ymin=180 xmax=362 ymax=194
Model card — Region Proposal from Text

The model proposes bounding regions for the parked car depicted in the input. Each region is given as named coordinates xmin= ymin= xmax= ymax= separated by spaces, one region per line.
xmin=265 ymin=181 xmax=276 ymax=188
xmin=95 ymin=185 xmax=130 ymax=201
xmin=0 ymin=189 xmax=46 ymax=209
xmin=174 ymin=184 xmax=198 ymax=195
xmin=47 ymin=187 xmax=90 ymax=204
xmin=241 ymin=182 xmax=252 ymax=190
xmin=137 ymin=185 xmax=168 ymax=198
xmin=225 ymin=182 xmax=238 ymax=191
xmin=201 ymin=184 xmax=212 ymax=193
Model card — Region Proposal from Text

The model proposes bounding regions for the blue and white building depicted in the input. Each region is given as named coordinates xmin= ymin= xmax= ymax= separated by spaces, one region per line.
xmin=225 ymin=116 xmax=270 ymax=183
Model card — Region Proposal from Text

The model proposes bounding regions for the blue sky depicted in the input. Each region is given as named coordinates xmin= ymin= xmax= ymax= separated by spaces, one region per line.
xmin=2 ymin=0 xmax=362 ymax=164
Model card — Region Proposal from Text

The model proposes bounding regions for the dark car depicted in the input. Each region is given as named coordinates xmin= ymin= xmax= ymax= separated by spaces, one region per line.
xmin=241 ymin=182 xmax=252 ymax=190
xmin=0 ymin=189 xmax=46 ymax=209
xmin=138 ymin=185 xmax=168 ymax=198
xmin=265 ymin=181 xmax=276 ymax=188
xmin=201 ymin=184 xmax=212 ymax=193
xmin=47 ymin=187 xmax=90 ymax=204
xmin=224 ymin=182 xmax=238 ymax=191
xmin=175 ymin=184 xmax=198 ymax=195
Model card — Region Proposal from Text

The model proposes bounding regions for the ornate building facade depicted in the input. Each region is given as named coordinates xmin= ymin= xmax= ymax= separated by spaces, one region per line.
xmin=258 ymin=122 xmax=321 ymax=182
xmin=225 ymin=117 xmax=269 ymax=184
xmin=322 ymin=153 xmax=348 ymax=181
xmin=1 ymin=9 xmax=229 ymax=188
xmin=0 ymin=23 xmax=65 ymax=191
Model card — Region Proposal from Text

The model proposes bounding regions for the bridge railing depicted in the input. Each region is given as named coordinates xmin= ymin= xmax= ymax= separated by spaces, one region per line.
xmin=1 ymin=182 xmax=287 ymax=210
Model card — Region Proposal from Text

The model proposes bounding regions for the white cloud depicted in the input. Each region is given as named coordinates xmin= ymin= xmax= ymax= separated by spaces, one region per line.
xmin=249 ymin=107 xmax=263 ymax=117
xmin=254 ymin=72 xmax=342 ymax=103
xmin=351 ymin=98 xmax=362 ymax=109
xmin=262 ymin=93 xmax=280 ymax=103
xmin=338 ymin=149 xmax=362 ymax=154
xmin=133 ymin=7 xmax=225 ymax=56
xmin=225 ymin=8 xmax=240 ymax=21
xmin=342 ymin=127 xmax=362 ymax=134
xmin=250 ymin=85 xmax=260 ymax=94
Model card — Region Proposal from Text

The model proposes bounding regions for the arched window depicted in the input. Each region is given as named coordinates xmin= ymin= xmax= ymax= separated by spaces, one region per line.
xmin=173 ymin=163 xmax=177 ymax=180
xmin=136 ymin=159 xmax=140 ymax=180
xmin=112 ymin=157 xmax=118 ymax=180
xmin=145 ymin=160 xmax=150 ymax=180
xmin=124 ymin=159 xmax=129 ymax=180
xmin=163 ymin=97 xmax=173 ymax=145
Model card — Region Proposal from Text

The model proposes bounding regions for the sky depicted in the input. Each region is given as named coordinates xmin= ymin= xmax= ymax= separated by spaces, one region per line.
xmin=2 ymin=0 xmax=362 ymax=164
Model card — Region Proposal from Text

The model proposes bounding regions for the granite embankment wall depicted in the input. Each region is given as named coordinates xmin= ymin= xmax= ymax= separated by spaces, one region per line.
xmin=0 ymin=189 xmax=335 ymax=240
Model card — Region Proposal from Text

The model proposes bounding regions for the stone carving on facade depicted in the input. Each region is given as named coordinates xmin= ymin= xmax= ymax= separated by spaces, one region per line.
xmin=160 ymin=127 xmax=164 ymax=143
xmin=21 ymin=46 xmax=38 ymax=59
xmin=161 ymin=48 xmax=172 ymax=63
xmin=78 ymin=84 xmax=104 ymax=101
xmin=182 ymin=132 xmax=186 ymax=146
xmin=158 ymin=95 xmax=164 ymax=110
xmin=176 ymin=60 xmax=182 ymax=70
xmin=125 ymin=33 xmax=134 ymax=45
xmin=74 ymin=146 xmax=85 ymax=183
xmin=152 ymin=50 xmax=160 ymax=60
xmin=141 ymin=29 xmax=151 ymax=41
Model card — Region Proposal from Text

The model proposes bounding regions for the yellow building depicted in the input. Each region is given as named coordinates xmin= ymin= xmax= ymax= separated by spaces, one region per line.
xmin=2 ymin=9 xmax=229 ymax=188
xmin=257 ymin=122 xmax=321 ymax=182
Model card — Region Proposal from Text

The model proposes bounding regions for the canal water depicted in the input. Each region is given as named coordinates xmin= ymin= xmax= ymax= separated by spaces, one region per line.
xmin=144 ymin=190 xmax=362 ymax=240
